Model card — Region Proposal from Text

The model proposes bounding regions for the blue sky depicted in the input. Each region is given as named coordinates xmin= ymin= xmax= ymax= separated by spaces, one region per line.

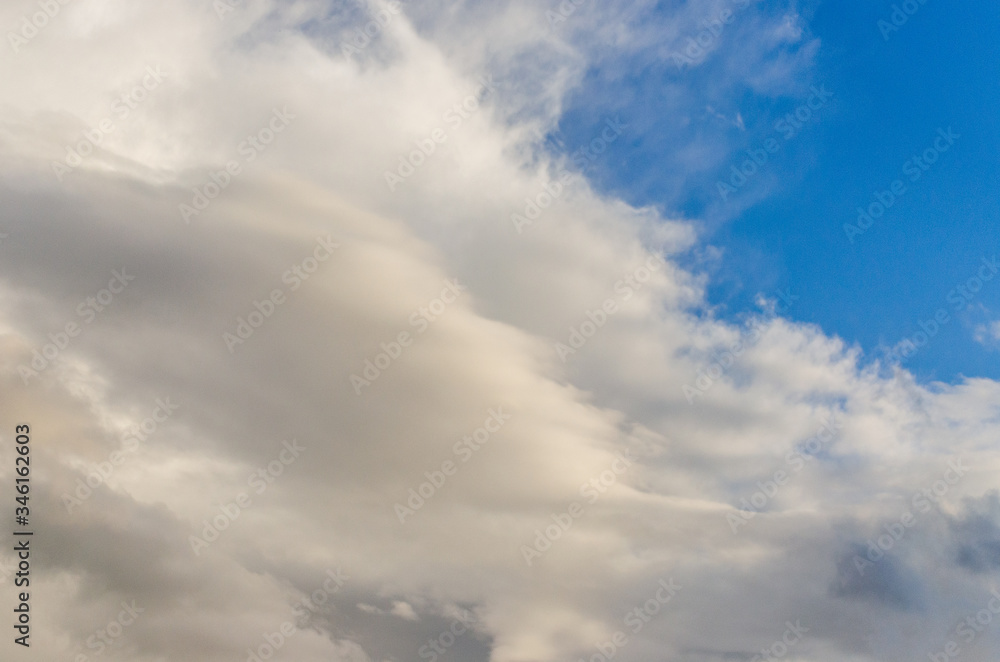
xmin=550 ymin=0 xmax=1000 ymax=383
xmin=8 ymin=1 xmax=1000 ymax=659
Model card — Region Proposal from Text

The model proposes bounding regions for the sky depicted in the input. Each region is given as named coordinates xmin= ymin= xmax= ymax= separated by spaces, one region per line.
xmin=0 ymin=1 xmax=999 ymax=662
xmin=551 ymin=0 xmax=1000 ymax=383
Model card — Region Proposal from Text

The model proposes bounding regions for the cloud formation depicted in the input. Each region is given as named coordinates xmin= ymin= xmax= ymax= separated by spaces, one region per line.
xmin=0 ymin=1 xmax=999 ymax=661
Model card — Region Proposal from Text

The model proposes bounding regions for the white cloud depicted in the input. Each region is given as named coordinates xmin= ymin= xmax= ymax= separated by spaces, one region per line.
xmin=974 ymin=320 xmax=1000 ymax=347
xmin=0 ymin=2 xmax=998 ymax=662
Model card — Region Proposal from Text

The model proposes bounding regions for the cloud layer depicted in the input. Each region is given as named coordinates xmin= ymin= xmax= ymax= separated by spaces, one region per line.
xmin=1 ymin=1 xmax=999 ymax=661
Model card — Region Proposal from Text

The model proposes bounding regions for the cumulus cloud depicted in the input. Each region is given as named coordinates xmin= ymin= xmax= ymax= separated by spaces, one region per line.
xmin=0 ymin=1 xmax=999 ymax=661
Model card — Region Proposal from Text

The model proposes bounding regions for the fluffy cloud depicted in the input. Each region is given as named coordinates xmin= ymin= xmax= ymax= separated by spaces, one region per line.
xmin=0 ymin=2 xmax=999 ymax=661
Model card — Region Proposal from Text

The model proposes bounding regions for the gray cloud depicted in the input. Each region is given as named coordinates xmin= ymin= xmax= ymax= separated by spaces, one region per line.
xmin=0 ymin=1 xmax=998 ymax=661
